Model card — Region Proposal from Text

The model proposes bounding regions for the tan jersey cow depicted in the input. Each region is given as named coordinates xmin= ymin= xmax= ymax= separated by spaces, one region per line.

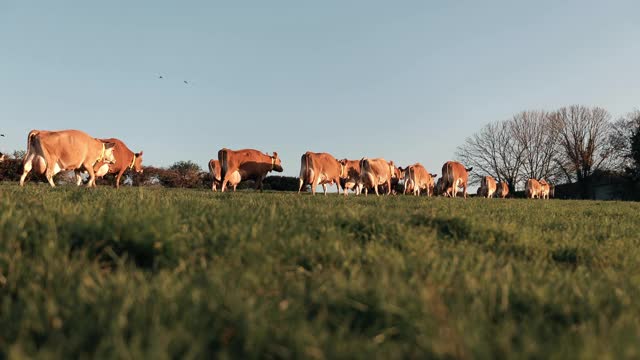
xmin=359 ymin=158 xmax=396 ymax=196
xmin=218 ymin=148 xmax=283 ymax=192
xmin=440 ymin=161 xmax=473 ymax=198
xmin=526 ymin=178 xmax=542 ymax=199
xmin=478 ymin=176 xmax=497 ymax=198
xmin=539 ymin=179 xmax=553 ymax=199
xmin=427 ymin=174 xmax=438 ymax=196
xmin=403 ymin=163 xmax=437 ymax=196
xmin=298 ymin=152 xmax=342 ymax=195
xmin=496 ymin=181 xmax=509 ymax=198
xmin=76 ymin=138 xmax=143 ymax=188
xmin=20 ymin=130 xmax=116 ymax=187
xmin=338 ymin=159 xmax=363 ymax=195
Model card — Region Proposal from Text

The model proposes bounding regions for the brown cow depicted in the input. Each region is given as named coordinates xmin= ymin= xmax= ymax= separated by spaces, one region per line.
xmin=359 ymin=158 xmax=396 ymax=196
xmin=338 ymin=159 xmax=363 ymax=195
xmin=76 ymin=138 xmax=143 ymax=188
xmin=539 ymin=179 xmax=554 ymax=199
xmin=0 ymin=152 xmax=4 ymax=163
xmin=218 ymin=148 xmax=283 ymax=192
xmin=496 ymin=181 xmax=509 ymax=198
xmin=20 ymin=130 xmax=116 ymax=187
xmin=208 ymin=159 xmax=222 ymax=191
xmin=298 ymin=152 xmax=342 ymax=195
xmin=478 ymin=176 xmax=497 ymax=198
xmin=440 ymin=161 xmax=473 ymax=198
xmin=427 ymin=173 xmax=438 ymax=196
xmin=403 ymin=163 xmax=437 ymax=196
xmin=526 ymin=178 xmax=542 ymax=199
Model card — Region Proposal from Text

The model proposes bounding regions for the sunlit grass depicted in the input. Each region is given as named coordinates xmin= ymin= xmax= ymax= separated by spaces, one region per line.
xmin=1 ymin=182 xmax=639 ymax=358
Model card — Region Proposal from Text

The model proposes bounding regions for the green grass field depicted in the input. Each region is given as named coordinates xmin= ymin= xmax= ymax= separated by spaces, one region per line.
xmin=1 ymin=183 xmax=639 ymax=359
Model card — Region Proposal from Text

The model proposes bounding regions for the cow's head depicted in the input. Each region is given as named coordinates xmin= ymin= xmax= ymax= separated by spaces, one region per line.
xmin=270 ymin=152 xmax=283 ymax=172
xmin=102 ymin=142 xmax=117 ymax=164
xmin=435 ymin=177 xmax=446 ymax=196
xmin=339 ymin=159 xmax=348 ymax=178
xmin=131 ymin=151 xmax=144 ymax=173
xmin=394 ymin=164 xmax=406 ymax=179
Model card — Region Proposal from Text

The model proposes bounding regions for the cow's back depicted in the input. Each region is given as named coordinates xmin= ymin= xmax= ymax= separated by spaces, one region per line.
xmin=37 ymin=130 xmax=102 ymax=167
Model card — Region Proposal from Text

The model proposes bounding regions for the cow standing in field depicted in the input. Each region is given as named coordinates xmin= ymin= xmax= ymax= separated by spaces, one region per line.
xmin=526 ymin=178 xmax=542 ymax=199
xmin=427 ymin=174 xmax=438 ymax=196
xmin=218 ymin=148 xmax=283 ymax=192
xmin=478 ymin=176 xmax=497 ymax=198
xmin=359 ymin=158 xmax=396 ymax=196
xmin=20 ymin=130 xmax=116 ymax=187
xmin=338 ymin=159 xmax=363 ymax=195
xmin=298 ymin=152 xmax=342 ymax=195
xmin=76 ymin=138 xmax=143 ymax=188
xmin=496 ymin=181 xmax=509 ymax=198
xmin=539 ymin=179 xmax=553 ymax=199
xmin=208 ymin=159 xmax=222 ymax=191
xmin=440 ymin=161 xmax=473 ymax=198
xmin=403 ymin=163 xmax=437 ymax=196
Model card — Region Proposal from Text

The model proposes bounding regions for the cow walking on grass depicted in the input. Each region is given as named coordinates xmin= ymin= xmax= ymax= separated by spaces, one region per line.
xmin=298 ymin=152 xmax=342 ymax=195
xmin=20 ymin=130 xmax=116 ymax=187
xmin=75 ymin=138 xmax=143 ymax=188
xmin=218 ymin=148 xmax=283 ymax=192
xmin=439 ymin=161 xmax=473 ymax=198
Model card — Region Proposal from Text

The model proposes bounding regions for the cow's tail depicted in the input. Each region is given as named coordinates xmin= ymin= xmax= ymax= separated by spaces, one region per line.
xmin=360 ymin=158 xmax=371 ymax=173
xmin=409 ymin=166 xmax=417 ymax=192
xmin=360 ymin=158 xmax=374 ymax=186
xmin=208 ymin=159 xmax=217 ymax=181
xmin=218 ymin=148 xmax=228 ymax=181
xmin=26 ymin=130 xmax=39 ymax=160
xmin=299 ymin=152 xmax=311 ymax=183
xmin=445 ymin=162 xmax=454 ymax=188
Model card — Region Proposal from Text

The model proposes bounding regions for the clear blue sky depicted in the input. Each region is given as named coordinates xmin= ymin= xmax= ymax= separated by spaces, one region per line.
xmin=1 ymin=1 xmax=638 ymax=177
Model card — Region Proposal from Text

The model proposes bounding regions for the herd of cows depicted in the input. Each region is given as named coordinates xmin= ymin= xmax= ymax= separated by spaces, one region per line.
xmin=3 ymin=129 xmax=554 ymax=198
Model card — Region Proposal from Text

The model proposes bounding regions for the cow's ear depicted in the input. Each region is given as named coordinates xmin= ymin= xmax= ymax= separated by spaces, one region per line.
xmin=105 ymin=142 xmax=116 ymax=149
xmin=138 ymin=151 xmax=143 ymax=156
xmin=432 ymin=173 xmax=438 ymax=178
xmin=273 ymin=151 xmax=278 ymax=158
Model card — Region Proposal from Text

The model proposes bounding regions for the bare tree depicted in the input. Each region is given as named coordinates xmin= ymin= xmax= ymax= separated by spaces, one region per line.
xmin=456 ymin=120 xmax=524 ymax=193
xmin=609 ymin=109 xmax=640 ymax=172
xmin=509 ymin=110 xmax=560 ymax=183
xmin=551 ymin=105 xmax=615 ymax=182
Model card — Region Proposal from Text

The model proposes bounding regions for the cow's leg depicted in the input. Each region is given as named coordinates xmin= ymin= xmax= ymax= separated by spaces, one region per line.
xmin=212 ymin=179 xmax=217 ymax=192
xmin=20 ymin=154 xmax=35 ymax=186
xmin=256 ymin=175 xmax=266 ymax=192
xmin=221 ymin=179 xmax=228 ymax=192
xmin=84 ymin=164 xmax=96 ymax=187
xmin=322 ymin=183 xmax=328 ymax=195
xmin=115 ymin=169 xmax=125 ymax=189
xmin=463 ymin=185 xmax=468 ymax=199
xmin=335 ymin=179 xmax=341 ymax=195
xmin=75 ymin=170 xmax=83 ymax=186
xmin=311 ymin=175 xmax=319 ymax=196
xmin=298 ymin=178 xmax=304 ymax=194
xmin=45 ymin=167 xmax=56 ymax=187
